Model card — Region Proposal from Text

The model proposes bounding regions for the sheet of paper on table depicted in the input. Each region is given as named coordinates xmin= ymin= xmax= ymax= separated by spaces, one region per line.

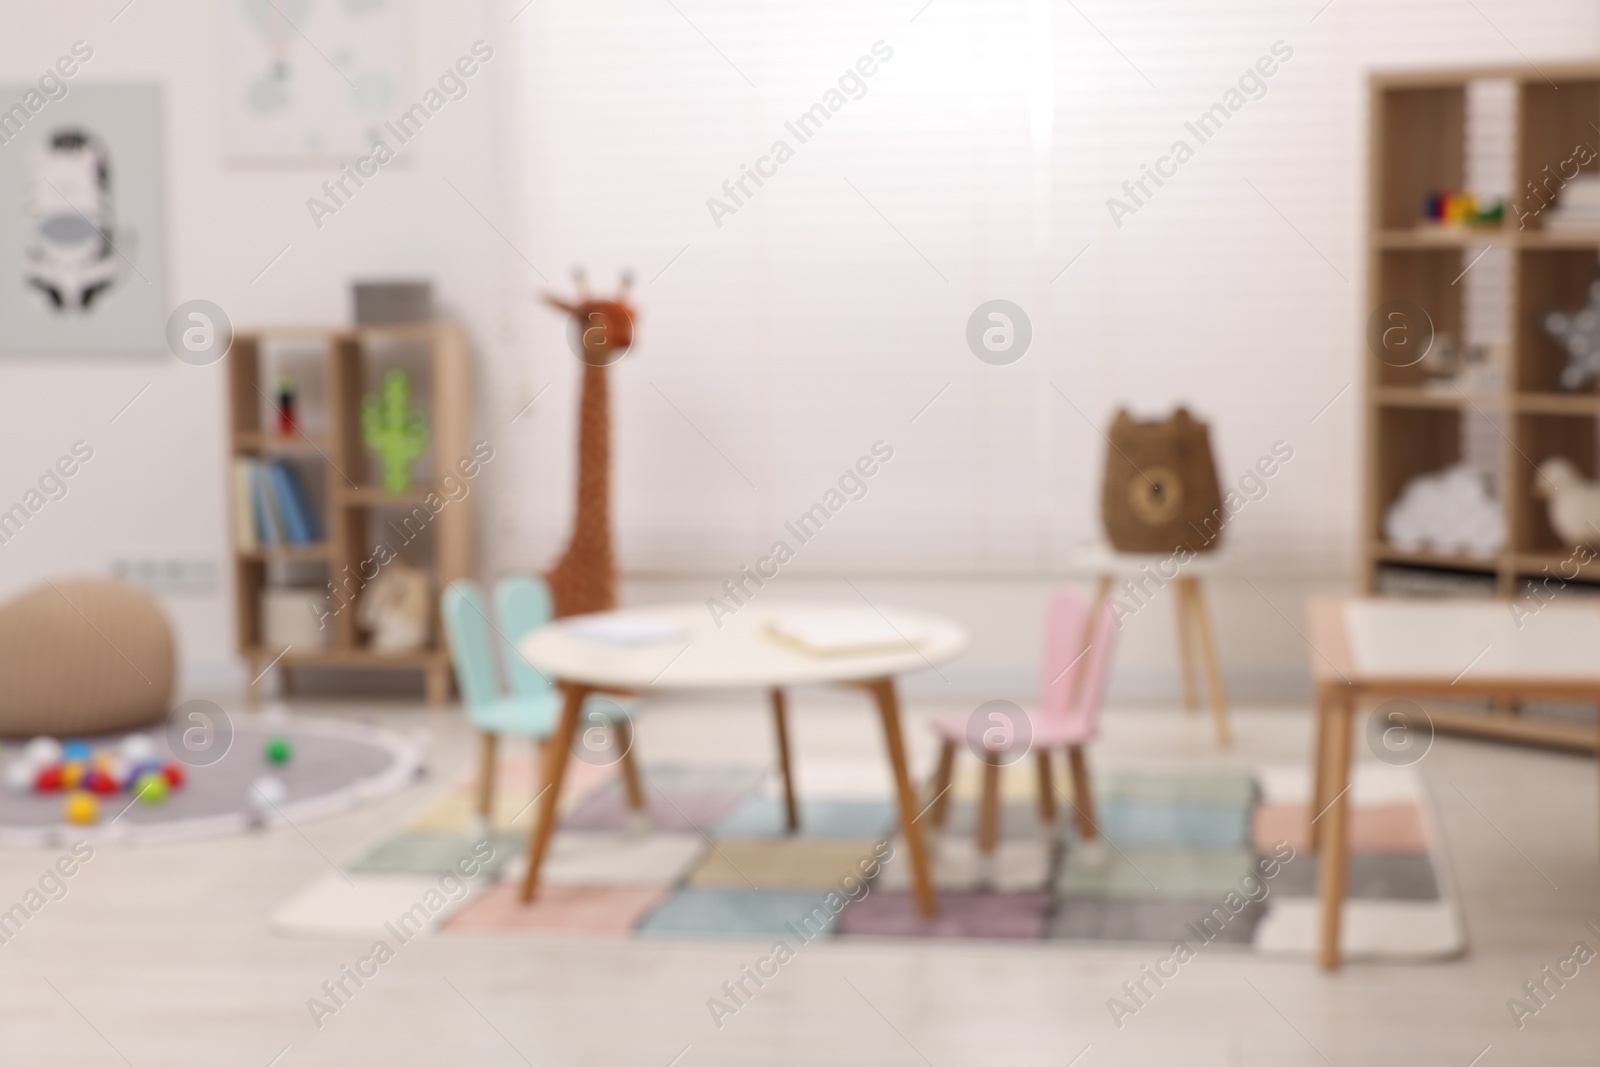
xmin=763 ymin=608 xmax=929 ymax=657
xmin=561 ymin=612 xmax=690 ymax=647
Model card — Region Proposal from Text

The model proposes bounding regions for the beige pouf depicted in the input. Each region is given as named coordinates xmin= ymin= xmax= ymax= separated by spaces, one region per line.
xmin=0 ymin=579 xmax=175 ymax=737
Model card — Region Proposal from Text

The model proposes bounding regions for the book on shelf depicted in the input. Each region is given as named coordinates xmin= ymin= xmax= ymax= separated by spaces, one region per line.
xmin=233 ymin=457 xmax=320 ymax=549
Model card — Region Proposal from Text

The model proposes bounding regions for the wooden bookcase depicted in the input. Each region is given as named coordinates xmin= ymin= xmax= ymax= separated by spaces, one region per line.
xmin=1365 ymin=64 xmax=1600 ymax=751
xmin=227 ymin=323 xmax=473 ymax=705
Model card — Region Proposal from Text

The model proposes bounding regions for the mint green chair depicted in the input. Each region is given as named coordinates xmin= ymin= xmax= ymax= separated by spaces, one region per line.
xmin=441 ymin=577 xmax=643 ymax=821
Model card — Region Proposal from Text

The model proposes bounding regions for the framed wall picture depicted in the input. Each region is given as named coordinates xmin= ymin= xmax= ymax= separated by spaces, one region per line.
xmin=0 ymin=83 xmax=168 ymax=354
xmin=222 ymin=0 xmax=410 ymax=163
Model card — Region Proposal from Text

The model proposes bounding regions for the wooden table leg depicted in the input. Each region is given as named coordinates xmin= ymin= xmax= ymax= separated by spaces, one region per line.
xmin=1174 ymin=579 xmax=1200 ymax=712
xmin=770 ymin=688 xmax=799 ymax=832
xmin=1317 ymin=693 xmax=1355 ymax=970
xmin=519 ymin=683 xmax=587 ymax=904
xmin=476 ymin=732 xmax=498 ymax=819
xmin=1067 ymin=745 xmax=1098 ymax=839
xmin=1182 ymin=577 xmax=1231 ymax=746
xmin=866 ymin=677 xmax=938 ymax=917
xmin=613 ymin=719 xmax=647 ymax=814
xmin=1309 ymin=689 xmax=1329 ymax=851
xmin=977 ymin=756 xmax=1001 ymax=855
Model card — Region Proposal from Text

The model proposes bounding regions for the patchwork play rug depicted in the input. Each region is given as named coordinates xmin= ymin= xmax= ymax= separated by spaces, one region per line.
xmin=273 ymin=756 xmax=1463 ymax=961
xmin=0 ymin=715 xmax=423 ymax=847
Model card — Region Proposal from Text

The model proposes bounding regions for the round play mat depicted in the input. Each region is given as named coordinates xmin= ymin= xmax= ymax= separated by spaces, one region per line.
xmin=0 ymin=714 xmax=424 ymax=847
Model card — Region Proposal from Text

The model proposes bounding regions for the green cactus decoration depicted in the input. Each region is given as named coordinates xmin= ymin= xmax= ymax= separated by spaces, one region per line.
xmin=361 ymin=368 xmax=429 ymax=492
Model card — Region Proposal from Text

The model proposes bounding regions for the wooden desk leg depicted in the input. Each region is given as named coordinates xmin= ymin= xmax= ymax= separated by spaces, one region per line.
xmin=770 ymin=688 xmax=800 ymax=833
xmin=1174 ymin=579 xmax=1200 ymax=712
xmin=519 ymin=683 xmax=587 ymax=904
xmin=1317 ymin=694 xmax=1355 ymax=970
xmin=1182 ymin=577 xmax=1231 ymax=746
xmin=866 ymin=677 xmax=938 ymax=917
xmin=1309 ymin=690 xmax=1329 ymax=852
xmin=613 ymin=719 xmax=647 ymax=814
xmin=476 ymin=732 xmax=498 ymax=820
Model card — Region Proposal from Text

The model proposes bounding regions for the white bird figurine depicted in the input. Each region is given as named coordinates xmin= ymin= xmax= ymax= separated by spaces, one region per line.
xmin=1535 ymin=457 xmax=1600 ymax=547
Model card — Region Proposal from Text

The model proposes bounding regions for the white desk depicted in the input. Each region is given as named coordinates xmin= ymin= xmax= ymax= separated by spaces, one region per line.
xmin=1308 ymin=597 xmax=1600 ymax=969
xmin=516 ymin=601 xmax=967 ymax=915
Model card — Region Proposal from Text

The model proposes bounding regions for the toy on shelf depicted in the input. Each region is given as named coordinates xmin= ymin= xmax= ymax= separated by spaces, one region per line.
xmin=356 ymin=561 xmax=431 ymax=653
xmin=542 ymin=268 xmax=638 ymax=618
xmin=1541 ymin=270 xmax=1600 ymax=391
xmin=276 ymin=373 xmax=298 ymax=435
xmin=1422 ymin=189 xmax=1504 ymax=228
xmin=264 ymin=735 xmax=293 ymax=765
xmin=361 ymin=368 xmax=429 ymax=492
xmin=1535 ymin=457 xmax=1600 ymax=548
xmin=1384 ymin=464 xmax=1505 ymax=558
xmin=134 ymin=770 xmax=169 ymax=804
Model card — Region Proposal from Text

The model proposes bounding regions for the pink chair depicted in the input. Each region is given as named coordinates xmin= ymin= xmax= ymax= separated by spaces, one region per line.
xmin=927 ymin=587 xmax=1119 ymax=854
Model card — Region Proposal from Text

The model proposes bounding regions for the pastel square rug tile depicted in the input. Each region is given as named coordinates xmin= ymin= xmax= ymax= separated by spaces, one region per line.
xmin=1048 ymin=896 xmax=1267 ymax=945
xmin=561 ymin=787 xmax=749 ymax=833
xmin=937 ymin=802 xmax=1060 ymax=842
xmin=271 ymin=872 xmax=477 ymax=938
xmin=687 ymin=838 xmax=883 ymax=890
xmin=631 ymin=765 xmax=769 ymax=794
xmin=947 ymin=761 xmax=1064 ymax=805
xmin=638 ymin=888 xmax=841 ymax=938
xmin=1056 ymin=846 xmax=1256 ymax=901
xmin=878 ymin=836 xmax=1053 ymax=893
xmin=1256 ymin=763 xmax=1423 ymax=807
xmin=1099 ymin=769 xmax=1256 ymax=807
xmin=502 ymin=833 xmax=706 ymax=887
xmin=471 ymin=756 xmax=618 ymax=801
xmin=1253 ymin=898 xmax=1464 ymax=960
xmin=349 ymin=833 xmax=523 ymax=879
xmin=713 ymin=796 xmax=896 ymax=838
xmin=1096 ymin=799 xmax=1251 ymax=849
xmin=1267 ymin=851 xmax=1441 ymax=901
xmin=760 ymin=760 xmax=893 ymax=801
xmin=445 ymin=883 xmax=669 ymax=936
xmin=406 ymin=788 xmax=582 ymax=835
xmin=1251 ymin=802 xmax=1428 ymax=853
xmin=836 ymin=890 xmax=1051 ymax=939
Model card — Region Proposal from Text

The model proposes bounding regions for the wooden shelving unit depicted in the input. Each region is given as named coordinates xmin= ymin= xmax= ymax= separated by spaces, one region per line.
xmin=227 ymin=323 xmax=474 ymax=705
xmin=1365 ymin=64 xmax=1600 ymax=751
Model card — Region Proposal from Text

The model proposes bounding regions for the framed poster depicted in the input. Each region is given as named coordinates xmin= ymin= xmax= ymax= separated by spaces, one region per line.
xmin=222 ymin=0 xmax=409 ymax=163
xmin=0 ymin=84 xmax=167 ymax=353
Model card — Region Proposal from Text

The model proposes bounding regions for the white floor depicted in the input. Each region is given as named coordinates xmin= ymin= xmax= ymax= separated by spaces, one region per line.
xmin=1 ymin=693 xmax=1597 ymax=1065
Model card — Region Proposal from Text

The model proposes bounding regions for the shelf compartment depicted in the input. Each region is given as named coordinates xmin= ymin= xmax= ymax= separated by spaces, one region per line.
xmin=1510 ymin=411 xmax=1597 ymax=554
xmin=1376 ymin=85 xmax=1465 ymax=231
xmin=1514 ymin=247 xmax=1600 ymax=395
xmin=1371 ymin=248 xmax=1466 ymax=388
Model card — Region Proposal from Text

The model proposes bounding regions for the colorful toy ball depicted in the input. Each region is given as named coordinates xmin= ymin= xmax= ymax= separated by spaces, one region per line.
xmin=62 ymin=739 xmax=91 ymax=762
xmin=134 ymin=771 xmax=169 ymax=805
xmin=264 ymin=736 xmax=293 ymax=765
xmin=161 ymin=762 xmax=185 ymax=789
xmin=85 ymin=770 xmax=118 ymax=795
xmin=24 ymin=737 xmax=62 ymax=767
xmin=4 ymin=760 xmax=34 ymax=793
xmin=120 ymin=734 xmax=157 ymax=765
xmin=249 ymin=775 xmax=287 ymax=812
xmin=34 ymin=765 xmax=63 ymax=793
xmin=64 ymin=791 xmax=98 ymax=825
xmin=60 ymin=762 xmax=85 ymax=790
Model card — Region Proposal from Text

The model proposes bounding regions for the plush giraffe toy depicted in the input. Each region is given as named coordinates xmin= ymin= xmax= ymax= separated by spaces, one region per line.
xmin=542 ymin=269 xmax=636 ymax=619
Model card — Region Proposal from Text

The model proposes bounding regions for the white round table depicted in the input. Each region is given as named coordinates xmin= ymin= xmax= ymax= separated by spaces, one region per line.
xmin=516 ymin=601 xmax=968 ymax=916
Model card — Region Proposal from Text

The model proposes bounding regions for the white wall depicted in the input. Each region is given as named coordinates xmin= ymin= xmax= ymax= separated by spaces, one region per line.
xmin=1 ymin=1 xmax=1596 ymax=703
